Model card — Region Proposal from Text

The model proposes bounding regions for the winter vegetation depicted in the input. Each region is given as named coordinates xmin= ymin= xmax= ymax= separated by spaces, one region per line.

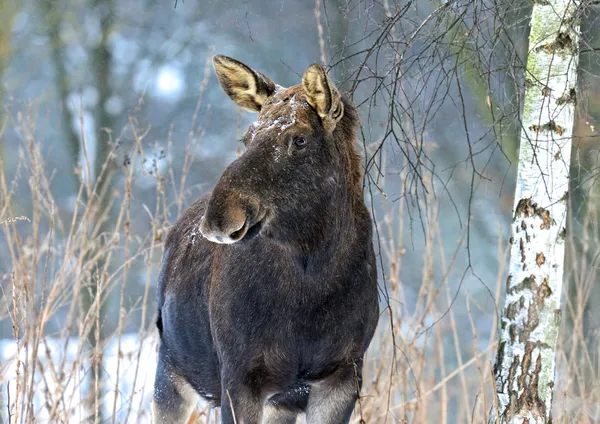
xmin=1 ymin=0 xmax=600 ymax=423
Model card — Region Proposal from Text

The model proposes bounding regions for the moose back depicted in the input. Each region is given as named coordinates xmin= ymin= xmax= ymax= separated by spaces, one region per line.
xmin=152 ymin=55 xmax=379 ymax=424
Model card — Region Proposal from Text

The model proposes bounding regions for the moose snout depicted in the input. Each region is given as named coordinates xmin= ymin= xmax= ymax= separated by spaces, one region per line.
xmin=199 ymin=208 xmax=247 ymax=244
xmin=199 ymin=194 xmax=263 ymax=244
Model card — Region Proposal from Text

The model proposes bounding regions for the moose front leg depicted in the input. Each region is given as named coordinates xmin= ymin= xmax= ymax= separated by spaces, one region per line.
xmin=262 ymin=404 xmax=299 ymax=424
xmin=152 ymin=355 xmax=199 ymax=424
xmin=305 ymin=362 xmax=363 ymax=424
xmin=219 ymin=382 xmax=264 ymax=424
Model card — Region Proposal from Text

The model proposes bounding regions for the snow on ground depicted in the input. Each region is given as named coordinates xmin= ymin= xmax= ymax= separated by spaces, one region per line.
xmin=0 ymin=333 xmax=162 ymax=423
xmin=2 ymin=333 xmax=598 ymax=422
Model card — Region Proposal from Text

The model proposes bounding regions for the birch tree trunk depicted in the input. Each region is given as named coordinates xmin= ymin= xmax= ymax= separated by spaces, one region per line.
xmin=490 ymin=0 xmax=580 ymax=422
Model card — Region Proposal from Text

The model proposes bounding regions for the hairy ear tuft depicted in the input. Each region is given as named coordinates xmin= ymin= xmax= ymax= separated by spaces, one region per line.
xmin=213 ymin=55 xmax=276 ymax=112
xmin=302 ymin=64 xmax=344 ymax=133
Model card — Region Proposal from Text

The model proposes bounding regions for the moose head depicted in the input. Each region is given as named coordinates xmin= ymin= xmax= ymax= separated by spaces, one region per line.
xmin=199 ymin=55 xmax=362 ymax=247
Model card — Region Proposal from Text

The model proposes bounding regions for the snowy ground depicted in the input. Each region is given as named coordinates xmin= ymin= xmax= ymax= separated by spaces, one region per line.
xmin=1 ymin=333 xmax=166 ymax=423
xmin=2 ymin=333 xmax=599 ymax=423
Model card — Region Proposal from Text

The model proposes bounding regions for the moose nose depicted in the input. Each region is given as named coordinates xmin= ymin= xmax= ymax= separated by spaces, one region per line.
xmin=199 ymin=212 xmax=248 ymax=245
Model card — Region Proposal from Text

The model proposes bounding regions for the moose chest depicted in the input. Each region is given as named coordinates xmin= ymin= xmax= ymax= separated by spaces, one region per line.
xmin=207 ymin=241 xmax=377 ymax=373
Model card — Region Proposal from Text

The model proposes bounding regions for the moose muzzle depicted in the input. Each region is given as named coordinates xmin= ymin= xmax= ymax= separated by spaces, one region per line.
xmin=199 ymin=190 xmax=263 ymax=245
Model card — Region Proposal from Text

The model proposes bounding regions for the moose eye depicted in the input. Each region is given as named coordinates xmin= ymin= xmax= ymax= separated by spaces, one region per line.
xmin=293 ymin=136 xmax=307 ymax=149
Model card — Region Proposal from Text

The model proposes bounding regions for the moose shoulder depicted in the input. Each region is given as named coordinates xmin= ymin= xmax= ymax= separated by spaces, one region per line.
xmin=152 ymin=55 xmax=379 ymax=424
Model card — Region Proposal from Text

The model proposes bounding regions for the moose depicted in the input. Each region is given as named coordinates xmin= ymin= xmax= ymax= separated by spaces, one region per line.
xmin=152 ymin=54 xmax=379 ymax=424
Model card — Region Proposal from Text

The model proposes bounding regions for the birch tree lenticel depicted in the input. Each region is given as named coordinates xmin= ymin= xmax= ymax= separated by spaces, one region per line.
xmin=490 ymin=0 xmax=580 ymax=422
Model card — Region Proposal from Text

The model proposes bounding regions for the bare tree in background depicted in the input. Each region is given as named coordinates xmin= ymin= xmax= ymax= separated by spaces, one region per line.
xmin=89 ymin=2 xmax=118 ymax=423
xmin=42 ymin=1 xmax=80 ymax=170
xmin=0 ymin=3 xmax=19 ymax=416
xmin=42 ymin=0 xmax=116 ymax=421
xmin=83 ymin=0 xmax=117 ymax=421
xmin=0 ymin=1 xmax=20 ymax=163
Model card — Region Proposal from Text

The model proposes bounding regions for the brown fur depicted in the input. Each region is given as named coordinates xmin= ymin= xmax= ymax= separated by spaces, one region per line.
xmin=152 ymin=55 xmax=379 ymax=424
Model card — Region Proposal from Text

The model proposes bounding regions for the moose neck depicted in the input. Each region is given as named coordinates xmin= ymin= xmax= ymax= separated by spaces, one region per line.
xmin=275 ymin=103 xmax=364 ymax=270
xmin=273 ymin=177 xmax=357 ymax=275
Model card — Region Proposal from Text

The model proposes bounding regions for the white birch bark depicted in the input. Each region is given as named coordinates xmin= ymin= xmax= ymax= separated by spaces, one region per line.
xmin=490 ymin=1 xmax=580 ymax=423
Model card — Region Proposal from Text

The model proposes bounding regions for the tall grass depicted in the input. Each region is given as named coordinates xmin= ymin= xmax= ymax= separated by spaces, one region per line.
xmin=0 ymin=104 xmax=598 ymax=424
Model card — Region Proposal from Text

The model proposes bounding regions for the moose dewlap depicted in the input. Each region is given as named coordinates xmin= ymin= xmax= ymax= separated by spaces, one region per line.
xmin=152 ymin=54 xmax=379 ymax=424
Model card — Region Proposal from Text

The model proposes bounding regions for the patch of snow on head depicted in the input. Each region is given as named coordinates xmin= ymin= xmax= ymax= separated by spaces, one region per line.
xmin=277 ymin=95 xmax=297 ymax=134
xmin=265 ymin=118 xmax=283 ymax=132
xmin=249 ymin=94 xmax=301 ymax=140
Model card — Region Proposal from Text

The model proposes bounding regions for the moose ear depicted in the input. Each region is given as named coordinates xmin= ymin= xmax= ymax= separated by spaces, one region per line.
xmin=213 ymin=55 xmax=276 ymax=112
xmin=302 ymin=64 xmax=344 ymax=133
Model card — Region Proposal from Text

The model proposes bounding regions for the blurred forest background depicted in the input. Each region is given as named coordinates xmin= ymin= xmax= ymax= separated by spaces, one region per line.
xmin=0 ymin=0 xmax=599 ymax=422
